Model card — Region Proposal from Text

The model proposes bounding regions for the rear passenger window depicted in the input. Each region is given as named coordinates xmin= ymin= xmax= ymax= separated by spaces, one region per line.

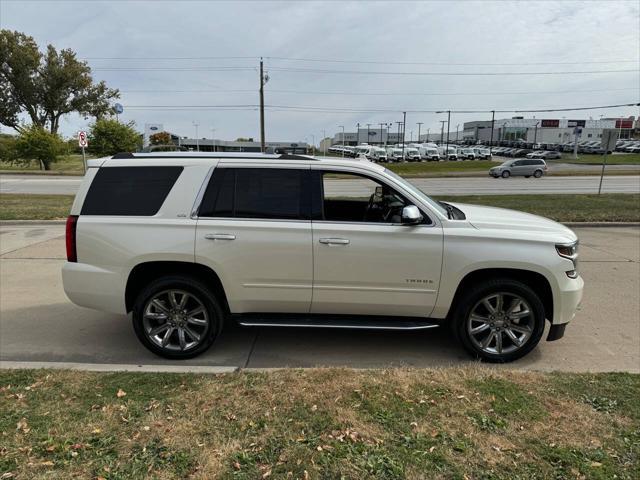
xmin=199 ymin=168 xmax=309 ymax=220
xmin=81 ymin=166 xmax=183 ymax=216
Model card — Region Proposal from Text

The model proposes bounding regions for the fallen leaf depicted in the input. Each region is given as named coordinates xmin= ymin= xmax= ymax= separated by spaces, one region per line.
xmin=590 ymin=462 xmax=602 ymax=468
xmin=92 ymin=428 xmax=102 ymax=434
xmin=310 ymin=404 xmax=318 ymax=412
xmin=116 ymin=389 xmax=127 ymax=398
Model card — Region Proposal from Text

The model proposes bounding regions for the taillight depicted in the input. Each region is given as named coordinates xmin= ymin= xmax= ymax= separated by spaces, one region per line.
xmin=65 ymin=215 xmax=78 ymax=262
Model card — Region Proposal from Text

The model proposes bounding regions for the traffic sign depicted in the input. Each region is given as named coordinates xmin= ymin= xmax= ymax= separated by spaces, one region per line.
xmin=78 ymin=131 xmax=88 ymax=148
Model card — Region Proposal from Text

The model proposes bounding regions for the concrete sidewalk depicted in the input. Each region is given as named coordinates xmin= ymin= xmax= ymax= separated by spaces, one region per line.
xmin=0 ymin=224 xmax=638 ymax=372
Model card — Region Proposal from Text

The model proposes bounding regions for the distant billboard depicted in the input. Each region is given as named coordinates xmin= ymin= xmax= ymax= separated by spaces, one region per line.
xmin=541 ymin=119 xmax=559 ymax=128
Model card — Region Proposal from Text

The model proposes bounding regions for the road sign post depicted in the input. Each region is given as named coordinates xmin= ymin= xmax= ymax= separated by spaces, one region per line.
xmin=598 ymin=129 xmax=619 ymax=195
xmin=78 ymin=131 xmax=88 ymax=174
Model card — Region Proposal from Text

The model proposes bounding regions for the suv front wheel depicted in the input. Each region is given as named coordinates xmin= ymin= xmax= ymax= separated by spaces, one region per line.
xmin=132 ymin=275 xmax=223 ymax=359
xmin=452 ymin=278 xmax=546 ymax=362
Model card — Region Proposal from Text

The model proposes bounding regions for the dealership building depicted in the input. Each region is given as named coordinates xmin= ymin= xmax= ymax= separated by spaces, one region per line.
xmin=461 ymin=117 xmax=636 ymax=144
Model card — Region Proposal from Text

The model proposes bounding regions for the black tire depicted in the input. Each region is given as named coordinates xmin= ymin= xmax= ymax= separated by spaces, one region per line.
xmin=533 ymin=169 xmax=543 ymax=178
xmin=132 ymin=275 xmax=224 ymax=359
xmin=524 ymin=175 xmax=531 ymax=178
xmin=501 ymin=170 xmax=510 ymax=178
xmin=451 ymin=278 xmax=546 ymax=363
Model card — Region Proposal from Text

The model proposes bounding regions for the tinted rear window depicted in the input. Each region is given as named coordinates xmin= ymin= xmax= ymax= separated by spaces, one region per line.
xmin=199 ymin=168 xmax=309 ymax=220
xmin=81 ymin=166 xmax=183 ymax=216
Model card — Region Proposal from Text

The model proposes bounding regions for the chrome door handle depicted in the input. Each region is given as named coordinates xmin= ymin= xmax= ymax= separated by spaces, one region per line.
xmin=319 ymin=238 xmax=350 ymax=245
xmin=204 ymin=233 xmax=236 ymax=241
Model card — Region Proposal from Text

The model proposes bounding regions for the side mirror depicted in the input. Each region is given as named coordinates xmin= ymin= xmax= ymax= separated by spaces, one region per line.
xmin=401 ymin=205 xmax=423 ymax=225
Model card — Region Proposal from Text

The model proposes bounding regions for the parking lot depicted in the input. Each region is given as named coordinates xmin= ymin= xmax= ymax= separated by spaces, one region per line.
xmin=1 ymin=223 xmax=638 ymax=372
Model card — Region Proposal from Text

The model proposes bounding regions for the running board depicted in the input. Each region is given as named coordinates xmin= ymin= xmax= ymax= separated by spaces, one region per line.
xmin=232 ymin=314 xmax=440 ymax=331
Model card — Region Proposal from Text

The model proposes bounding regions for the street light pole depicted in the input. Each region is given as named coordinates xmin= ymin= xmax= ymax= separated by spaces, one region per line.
xmin=417 ymin=122 xmax=423 ymax=143
xmin=356 ymin=122 xmax=360 ymax=145
xmin=366 ymin=123 xmax=371 ymax=144
xmin=401 ymin=111 xmax=407 ymax=160
xmin=456 ymin=124 xmax=460 ymax=141
xmin=193 ymin=121 xmax=199 ymax=152
xmin=534 ymin=121 xmax=540 ymax=145
xmin=426 ymin=128 xmax=430 ymax=142
xmin=339 ymin=125 xmax=345 ymax=157
xmin=489 ymin=110 xmax=495 ymax=155
xmin=379 ymin=122 xmax=385 ymax=146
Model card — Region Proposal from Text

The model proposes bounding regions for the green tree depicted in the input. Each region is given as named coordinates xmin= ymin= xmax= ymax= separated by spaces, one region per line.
xmin=0 ymin=30 xmax=119 ymax=134
xmin=88 ymin=118 xmax=141 ymax=156
xmin=14 ymin=125 xmax=68 ymax=170
xmin=149 ymin=131 xmax=172 ymax=145
xmin=0 ymin=134 xmax=18 ymax=163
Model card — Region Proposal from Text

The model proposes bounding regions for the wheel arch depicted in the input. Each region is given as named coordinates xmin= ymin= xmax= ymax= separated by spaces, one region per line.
xmin=125 ymin=261 xmax=229 ymax=314
xmin=448 ymin=268 xmax=553 ymax=323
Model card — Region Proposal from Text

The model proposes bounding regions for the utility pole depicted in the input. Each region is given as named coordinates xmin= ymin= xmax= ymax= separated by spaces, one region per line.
xmin=426 ymin=128 xmax=430 ymax=142
xmin=446 ymin=110 xmax=451 ymax=148
xmin=193 ymin=121 xmax=199 ymax=151
xmin=366 ymin=123 xmax=371 ymax=144
xmin=417 ymin=122 xmax=423 ymax=143
xmin=211 ymin=128 xmax=216 ymax=152
xmin=456 ymin=123 xmax=460 ymax=141
xmin=401 ymin=111 xmax=407 ymax=160
xmin=489 ymin=110 xmax=495 ymax=155
xmin=339 ymin=125 xmax=345 ymax=157
xmin=395 ymin=121 xmax=402 ymax=146
xmin=379 ymin=122 xmax=385 ymax=146
xmin=356 ymin=122 xmax=360 ymax=145
xmin=439 ymin=120 xmax=446 ymax=157
xmin=259 ymin=58 xmax=266 ymax=152
xmin=322 ymin=129 xmax=327 ymax=155
xmin=533 ymin=121 xmax=540 ymax=145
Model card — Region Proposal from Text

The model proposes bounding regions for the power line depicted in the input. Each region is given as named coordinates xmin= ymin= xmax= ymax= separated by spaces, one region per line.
xmin=267 ymin=67 xmax=639 ymax=76
xmin=122 ymin=102 xmax=640 ymax=114
xmin=264 ymin=56 xmax=639 ymax=66
xmin=119 ymin=87 xmax=637 ymax=96
xmin=80 ymin=54 xmax=639 ymax=66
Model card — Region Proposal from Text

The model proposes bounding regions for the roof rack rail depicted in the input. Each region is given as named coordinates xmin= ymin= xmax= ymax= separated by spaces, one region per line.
xmin=278 ymin=154 xmax=314 ymax=160
xmin=111 ymin=152 xmax=135 ymax=159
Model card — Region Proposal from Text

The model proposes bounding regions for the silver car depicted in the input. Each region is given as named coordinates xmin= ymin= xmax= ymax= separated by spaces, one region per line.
xmin=489 ymin=159 xmax=548 ymax=178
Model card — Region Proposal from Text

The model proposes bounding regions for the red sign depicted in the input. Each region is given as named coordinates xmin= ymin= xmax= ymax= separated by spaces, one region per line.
xmin=541 ymin=119 xmax=559 ymax=128
xmin=78 ymin=131 xmax=88 ymax=148
xmin=615 ymin=119 xmax=633 ymax=129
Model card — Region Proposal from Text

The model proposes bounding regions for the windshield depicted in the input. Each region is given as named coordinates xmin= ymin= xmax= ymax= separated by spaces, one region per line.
xmin=383 ymin=168 xmax=448 ymax=217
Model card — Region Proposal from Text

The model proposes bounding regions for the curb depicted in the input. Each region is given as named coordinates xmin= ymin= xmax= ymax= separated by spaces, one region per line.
xmin=0 ymin=360 xmax=239 ymax=374
xmin=0 ymin=220 xmax=66 ymax=225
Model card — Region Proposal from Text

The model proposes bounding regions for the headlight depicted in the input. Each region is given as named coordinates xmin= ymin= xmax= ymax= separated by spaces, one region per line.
xmin=556 ymin=242 xmax=579 ymax=277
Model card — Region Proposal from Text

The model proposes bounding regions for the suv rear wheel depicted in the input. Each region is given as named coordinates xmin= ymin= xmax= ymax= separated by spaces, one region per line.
xmin=132 ymin=275 xmax=223 ymax=359
xmin=452 ymin=278 xmax=545 ymax=362
xmin=533 ymin=169 xmax=543 ymax=178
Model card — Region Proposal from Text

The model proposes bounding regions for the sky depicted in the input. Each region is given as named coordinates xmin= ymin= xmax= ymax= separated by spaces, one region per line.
xmin=1 ymin=0 xmax=639 ymax=144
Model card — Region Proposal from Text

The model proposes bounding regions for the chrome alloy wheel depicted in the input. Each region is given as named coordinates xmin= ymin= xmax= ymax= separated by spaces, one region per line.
xmin=142 ymin=289 xmax=209 ymax=352
xmin=467 ymin=292 xmax=534 ymax=355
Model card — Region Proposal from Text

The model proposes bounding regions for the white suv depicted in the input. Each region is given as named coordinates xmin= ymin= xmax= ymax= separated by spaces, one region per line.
xmin=62 ymin=152 xmax=583 ymax=362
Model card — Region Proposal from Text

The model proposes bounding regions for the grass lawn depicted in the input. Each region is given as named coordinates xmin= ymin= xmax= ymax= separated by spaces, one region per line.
xmin=0 ymin=368 xmax=638 ymax=479
xmin=386 ymin=161 xmax=493 ymax=176
xmin=435 ymin=194 xmax=640 ymax=223
xmin=548 ymin=153 xmax=640 ymax=165
xmin=1 ymin=193 xmax=638 ymax=222
xmin=0 ymin=154 xmax=89 ymax=175
xmin=0 ymin=194 xmax=74 ymax=220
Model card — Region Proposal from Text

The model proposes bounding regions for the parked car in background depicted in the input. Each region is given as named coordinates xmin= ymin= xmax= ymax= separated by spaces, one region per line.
xmin=404 ymin=147 xmax=421 ymax=162
xmin=526 ymin=151 xmax=545 ymax=159
xmin=386 ymin=147 xmax=404 ymax=162
xmin=460 ymin=148 xmax=477 ymax=160
xmin=489 ymin=159 xmax=547 ymax=178
xmin=370 ymin=147 xmax=388 ymax=162
xmin=419 ymin=146 xmax=441 ymax=161
xmin=473 ymin=148 xmax=491 ymax=159
xmin=540 ymin=151 xmax=562 ymax=160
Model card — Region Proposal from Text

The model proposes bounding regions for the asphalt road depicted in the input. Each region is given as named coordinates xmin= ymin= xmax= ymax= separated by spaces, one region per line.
xmin=1 ymin=173 xmax=639 ymax=196
xmin=0 ymin=224 xmax=638 ymax=372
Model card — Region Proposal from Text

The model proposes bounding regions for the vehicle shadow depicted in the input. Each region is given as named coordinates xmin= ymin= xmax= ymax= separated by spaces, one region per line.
xmin=0 ymin=302 xmax=544 ymax=369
